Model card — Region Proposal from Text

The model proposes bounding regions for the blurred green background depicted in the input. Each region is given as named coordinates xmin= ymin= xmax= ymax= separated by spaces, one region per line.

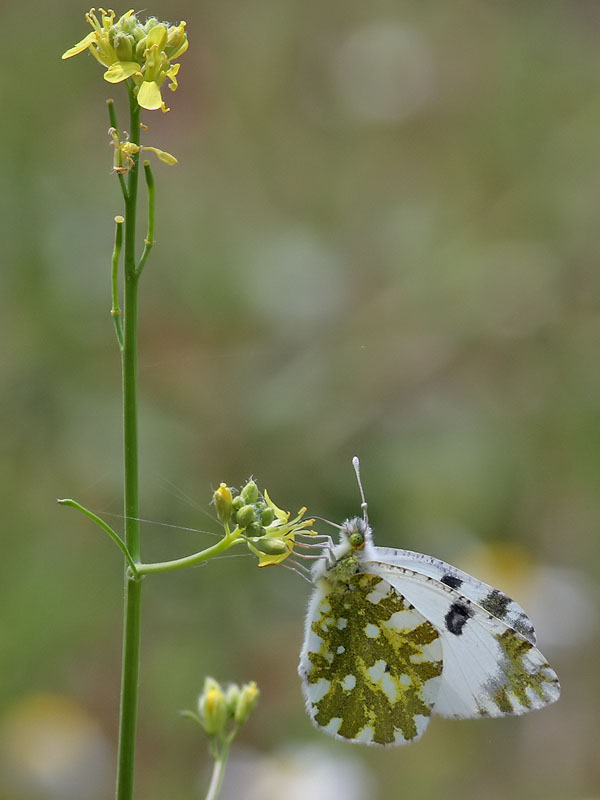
xmin=1 ymin=1 xmax=599 ymax=798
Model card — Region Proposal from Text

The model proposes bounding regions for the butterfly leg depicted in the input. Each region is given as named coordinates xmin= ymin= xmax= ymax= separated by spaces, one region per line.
xmin=294 ymin=533 xmax=336 ymax=568
xmin=280 ymin=559 xmax=314 ymax=582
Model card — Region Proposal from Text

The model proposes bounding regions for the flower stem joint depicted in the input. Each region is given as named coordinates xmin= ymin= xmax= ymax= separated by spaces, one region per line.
xmin=62 ymin=9 xmax=189 ymax=113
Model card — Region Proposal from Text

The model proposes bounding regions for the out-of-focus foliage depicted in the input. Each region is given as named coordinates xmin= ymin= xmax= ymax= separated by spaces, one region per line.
xmin=1 ymin=1 xmax=599 ymax=798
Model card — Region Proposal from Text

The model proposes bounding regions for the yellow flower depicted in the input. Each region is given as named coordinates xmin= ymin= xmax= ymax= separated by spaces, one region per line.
xmin=247 ymin=491 xmax=316 ymax=568
xmin=109 ymin=127 xmax=177 ymax=172
xmin=62 ymin=9 xmax=188 ymax=113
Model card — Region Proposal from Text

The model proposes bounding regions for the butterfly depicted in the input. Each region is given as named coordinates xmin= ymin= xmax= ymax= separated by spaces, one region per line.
xmin=298 ymin=457 xmax=560 ymax=746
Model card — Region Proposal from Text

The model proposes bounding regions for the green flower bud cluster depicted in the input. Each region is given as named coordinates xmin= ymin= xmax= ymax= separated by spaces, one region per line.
xmin=213 ymin=479 xmax=274 ymax=536
xmin=232 ymin=484 xmax=275 ymax=539
xmin=185 ymin=677 xmax=259 ymax=754
xmin=104 ymin=14 xmax=187 ymax=72
xmin=211 ymin=477 xmax=315 ymax=567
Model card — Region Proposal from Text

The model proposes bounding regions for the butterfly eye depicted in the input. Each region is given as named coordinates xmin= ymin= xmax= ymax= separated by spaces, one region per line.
xmin=349 ymin=530 xmax=364 ymax=549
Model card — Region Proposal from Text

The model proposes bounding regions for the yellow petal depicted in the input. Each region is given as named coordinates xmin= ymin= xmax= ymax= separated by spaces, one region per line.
xmin=170 ymin=37 xmax=189 ymax=60
xmin=167 ymin=62 xmax=180 ymax=91
xmin=62 ymin=32 xmax=97 ymax=59
xmin=103 ymin=61 xmax=140 ymax=83
xmin=142 ymin=146 xmax=178 ymax=165
xmin=146 ymin=24 xmax=168 ymax=51
xmin=263 ymin=490 xmax=289 ymax=522
xmin=116 ymin=9 xmax=136 ymax=25
xmin=256 ymin=540 xmax=294 ymax=567
xmin=137 ymin=81 xmax=163 ymax=110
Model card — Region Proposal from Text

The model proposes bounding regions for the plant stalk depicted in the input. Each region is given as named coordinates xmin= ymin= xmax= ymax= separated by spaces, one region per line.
xmin=115 ymin=85 xmax=143 ymax=800
xmin=205 ymin=747 xmax=229 ymax=800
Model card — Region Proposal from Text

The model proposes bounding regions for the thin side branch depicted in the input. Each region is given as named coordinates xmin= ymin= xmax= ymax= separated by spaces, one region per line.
xmin=136 ymin=161 xmax=155 ymax=277
xmin=58 ymin=498 xmax=139 ymax=576
xmin=107 ymin=99 xmax=128 ymax=201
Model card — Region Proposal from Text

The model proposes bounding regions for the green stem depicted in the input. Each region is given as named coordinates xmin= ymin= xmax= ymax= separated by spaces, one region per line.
xmin=136 ymin=161 xmax=155 ymax=277
xmin=57 ymin=498 xmax=138 ymax=575
xmin=137 ymin=532 xmax=243 ymax=575
xmin=116 ymin=84 xmax=142 ymax=800
xmin=112 ymin=216 xmax=124 ymax=349
xmin=205 ymin=746 xmax=230 ymax=800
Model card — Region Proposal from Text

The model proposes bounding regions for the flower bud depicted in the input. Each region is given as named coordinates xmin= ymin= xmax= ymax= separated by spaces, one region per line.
xmin=245 ymin=522 xmax=265 ymax=538
xmin=235 ymin=504 xmax=256 ymax=529
xmin=131 ymin=24 xmax=146 ymax=42
xmin=254 ymin=537 xmax=288 ymax=555
xmin=213 ymin=483 xmax=233 ymax=524
xmin=241 ymin=480 xmax=259 ymax=504
xmin=198 ymin=677 xmax=227 ymax=736
xmin=260 ymin=507 xmax=275 ymax=526
xmin=113 ymin=32 xmax=133 ymax=61
xmin=234 ymin=681 xmax=259 ymax=725
xmin=225 ymin=684 xmax=241 ymax=717
xmin=166 ymin=22 xmax=187 ymax=56
xmin=135 ymin=36 xmax=148 ymax=61
xmin=232 ymin=496 xmax=244 ymax=513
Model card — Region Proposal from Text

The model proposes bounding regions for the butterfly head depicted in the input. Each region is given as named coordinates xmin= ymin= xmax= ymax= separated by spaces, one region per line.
xmin=339 ymin=516 xmax=372 ymax=550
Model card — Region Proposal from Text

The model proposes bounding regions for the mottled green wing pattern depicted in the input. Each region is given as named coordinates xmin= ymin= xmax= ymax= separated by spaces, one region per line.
xmin=299 ymin=573 xmax=443 ymax=745
xmin=488 ymin=629 xmax=560 ymax=714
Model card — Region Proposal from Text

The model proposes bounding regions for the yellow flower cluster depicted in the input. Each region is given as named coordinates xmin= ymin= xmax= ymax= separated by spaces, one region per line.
xmin=213 ymin=480 xmax=316 ymax=568
xmin=196 ymin=677 xmax=259 ymax=737
xmin=62 ymin=9 xmax=188 ymax=112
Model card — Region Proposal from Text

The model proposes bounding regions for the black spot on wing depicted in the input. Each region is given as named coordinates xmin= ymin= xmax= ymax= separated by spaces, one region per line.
xmin=445 ymin=602 xmax=473 ymax=635
xmin=513 ymin=613 xmax=536 ymax=643
xmin=440 ymin=574 xmax=463 ymax=590
xmin=480 ymin=589 xmax=510 ymax=619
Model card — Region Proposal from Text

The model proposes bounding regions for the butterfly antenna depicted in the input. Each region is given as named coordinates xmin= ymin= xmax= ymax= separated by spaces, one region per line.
xmin=309 ymin=515 xmax=343 ymax=531
xmin=352 ymin=456 xmax=369 ymax=525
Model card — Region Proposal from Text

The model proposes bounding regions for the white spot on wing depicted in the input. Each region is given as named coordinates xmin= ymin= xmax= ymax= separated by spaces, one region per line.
xmin=341 ymin=674 xmax=356 ymax=691
xmin=365 ymin=623 xmax=380 ymax=638
xmin=367 ymin=660 xmax=386 ymax=682
xmin=307 ymin=678 xmax=331 ymax=704
xmin=307 ymin=630 xmax=323 ymax=653
xmin=380 ymin=671 xmax=398 ymax=703
xmin=355 ymin=726 xmax=375 ymax=743
xmin=366 ymin=580 xmax=389 ymax=605
xmin=337 ymin=617 xmax=348 ymax=629
xmin=389 ymin=609 xmax=418 ymax=629
xmin=323 ymin=717 xmax=342 ymax=735
xmin=413 ymin=713 xmax=430 ymax=737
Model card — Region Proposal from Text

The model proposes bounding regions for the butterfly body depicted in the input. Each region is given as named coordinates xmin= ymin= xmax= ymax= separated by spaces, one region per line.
xmin=299 ymin=515 xmax=560 ymax=746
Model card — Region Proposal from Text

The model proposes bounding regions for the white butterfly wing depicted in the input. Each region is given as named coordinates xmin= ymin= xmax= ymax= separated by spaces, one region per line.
xmin=374 ymin=545 xmax=537 ymax=644
xmin=365 ymin=558 xmax=560 ymax=719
